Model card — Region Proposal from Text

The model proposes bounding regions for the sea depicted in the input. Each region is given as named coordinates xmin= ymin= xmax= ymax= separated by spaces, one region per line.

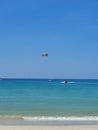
xmin=0 ymin=79 xmax=98 ymax=121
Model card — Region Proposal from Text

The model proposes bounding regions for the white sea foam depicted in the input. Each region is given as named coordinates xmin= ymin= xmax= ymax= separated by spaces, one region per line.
xmin=61 ymin=81 xmax=65 ymax=83
xmin=60 ymin=81 xmax=75 ymax=84
xmin=0 ymin=116 xmax=98 ymax=121
xmin=23 ymin=116 xmax=98 ymax=121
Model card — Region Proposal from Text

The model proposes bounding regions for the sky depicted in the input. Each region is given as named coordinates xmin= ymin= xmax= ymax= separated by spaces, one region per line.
xmin=0 ymin=0 xmax=98 ymax=79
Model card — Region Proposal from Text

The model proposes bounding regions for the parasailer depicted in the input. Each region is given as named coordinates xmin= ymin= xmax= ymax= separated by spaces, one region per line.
xmin=42 ymin=52 xmax=48 ymax=57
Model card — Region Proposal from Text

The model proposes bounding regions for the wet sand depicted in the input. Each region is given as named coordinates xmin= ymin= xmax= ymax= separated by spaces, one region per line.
xmin=0 ymin=125 xmax=98 ymax=130
xmin=0 ymin=119 xmax=98 ymax=125
xmin=0 ymin=119 xmax=98 ymax=130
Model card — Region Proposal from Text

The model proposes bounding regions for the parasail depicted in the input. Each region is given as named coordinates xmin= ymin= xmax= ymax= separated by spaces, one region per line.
xmin=42 ymin=52 xmax=48 ymax=57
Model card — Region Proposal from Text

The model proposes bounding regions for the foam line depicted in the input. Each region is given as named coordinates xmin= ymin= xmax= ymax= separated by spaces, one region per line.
xmin=23 ymin=116 xmax=98 ymax=121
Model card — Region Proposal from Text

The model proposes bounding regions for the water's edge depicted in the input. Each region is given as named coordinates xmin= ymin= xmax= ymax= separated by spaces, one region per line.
xmin=0 ymin=117 xmax=98 ymax=126
xmin=0 ymin=116 xmax=98 ymax=121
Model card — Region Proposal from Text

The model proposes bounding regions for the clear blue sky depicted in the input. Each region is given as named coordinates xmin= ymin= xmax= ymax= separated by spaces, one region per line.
xmin=0 ymin=0 xmax=98 ymax=79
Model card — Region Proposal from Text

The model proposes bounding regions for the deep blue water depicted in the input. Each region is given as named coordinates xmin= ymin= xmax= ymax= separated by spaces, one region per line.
xmin=0 ymin=79 xmax=98 ymax=117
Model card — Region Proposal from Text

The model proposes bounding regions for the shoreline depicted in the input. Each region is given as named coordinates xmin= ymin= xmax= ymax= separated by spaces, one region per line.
xmin=0 ymin=117 xmax=98 ymax=125
xmin=23 ymin=116 xmax=98 ymax=121
xmin=0 ymin=125 xmax=98 ymax=130
xmin=0 ymin=120 xmax=98 ymax=126
xmin=1 ymin=116 xmax=98 ymax=120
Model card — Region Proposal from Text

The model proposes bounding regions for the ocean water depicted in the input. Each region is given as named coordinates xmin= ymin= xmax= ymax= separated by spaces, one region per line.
xmin=0 ymin=79 xmax=98 ymax=119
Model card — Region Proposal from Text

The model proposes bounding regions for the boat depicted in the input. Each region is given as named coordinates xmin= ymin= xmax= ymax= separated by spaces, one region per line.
xmin=64 ymin=80 xmax=68 ymax=84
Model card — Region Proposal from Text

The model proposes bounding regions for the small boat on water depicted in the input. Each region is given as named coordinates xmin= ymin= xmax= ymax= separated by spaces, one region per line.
xmin=64 ymin=80 xmax=68 ymax=84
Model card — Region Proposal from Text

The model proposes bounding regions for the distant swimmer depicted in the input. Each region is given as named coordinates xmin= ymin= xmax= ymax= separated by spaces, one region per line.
xmin=64 ymin=80 xmax=68 ymax=84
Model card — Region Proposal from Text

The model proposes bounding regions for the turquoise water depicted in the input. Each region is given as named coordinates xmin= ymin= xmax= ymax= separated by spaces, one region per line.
xmin=0 ymin=79 xmax=98 ymax=118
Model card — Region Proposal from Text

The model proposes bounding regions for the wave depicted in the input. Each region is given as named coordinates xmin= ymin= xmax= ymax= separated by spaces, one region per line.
xmin=0 ymin=115 xmax=98 ymax=121
xmin=60 ymin=81 xmax=75 ymax=84
xmin=60 ymin=81 xmax=98 ymax=85
xmin=23 ymin=116 xmax=98 ymax=121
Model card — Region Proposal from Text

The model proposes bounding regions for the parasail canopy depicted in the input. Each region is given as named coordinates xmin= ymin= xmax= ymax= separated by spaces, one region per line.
xmin=42 ymin=52 xmax=48 ymax=57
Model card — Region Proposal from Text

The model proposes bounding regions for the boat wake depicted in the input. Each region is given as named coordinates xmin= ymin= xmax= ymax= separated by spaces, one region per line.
xmin=60 ymin=81 xmax=75 ymax=84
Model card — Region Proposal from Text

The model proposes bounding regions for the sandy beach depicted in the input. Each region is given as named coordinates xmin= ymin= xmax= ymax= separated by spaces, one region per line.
xmin=0 ymin=125 xmax=98 ymax=130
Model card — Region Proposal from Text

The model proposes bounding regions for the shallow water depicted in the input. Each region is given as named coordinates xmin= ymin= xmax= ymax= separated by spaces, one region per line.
xmin=0 ymin=79 xmax=98 ymax=118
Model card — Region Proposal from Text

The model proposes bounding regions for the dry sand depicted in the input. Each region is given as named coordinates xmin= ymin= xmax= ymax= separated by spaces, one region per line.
xmin=0 ymin=125 xmax=98 ymax=130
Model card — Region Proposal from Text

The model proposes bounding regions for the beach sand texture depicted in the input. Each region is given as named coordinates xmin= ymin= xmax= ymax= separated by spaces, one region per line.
xmin=0 ymin=126 xmax=98 ymax=130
